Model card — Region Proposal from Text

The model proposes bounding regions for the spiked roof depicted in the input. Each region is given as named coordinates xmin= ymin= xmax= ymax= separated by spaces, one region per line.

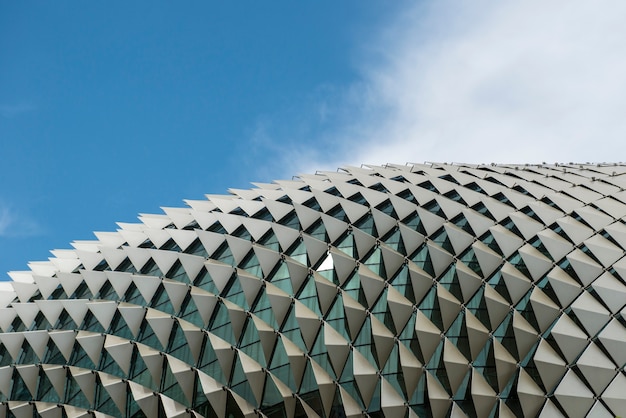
xmin=2 ymin=162 xmax=626 ymax=417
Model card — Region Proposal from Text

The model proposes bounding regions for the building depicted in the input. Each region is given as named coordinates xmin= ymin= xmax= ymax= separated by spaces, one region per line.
xmin=1 ymin=162 xmax=626 ymax=418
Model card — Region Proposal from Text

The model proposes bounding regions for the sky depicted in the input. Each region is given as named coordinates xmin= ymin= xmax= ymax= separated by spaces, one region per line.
xmin=2 ymin=1 xmax=626 ymax=279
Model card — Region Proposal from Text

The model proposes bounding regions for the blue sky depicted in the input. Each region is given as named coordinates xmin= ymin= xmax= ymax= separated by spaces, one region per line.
xmin=0 ymin=1 xmax=401 ymax=277
xmin=2 ymin=1 xmax=626 ymax=279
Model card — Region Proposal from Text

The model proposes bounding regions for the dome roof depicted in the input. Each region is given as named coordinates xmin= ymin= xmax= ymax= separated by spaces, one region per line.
xmin=2 ymin=162 xmax=626 ymax=417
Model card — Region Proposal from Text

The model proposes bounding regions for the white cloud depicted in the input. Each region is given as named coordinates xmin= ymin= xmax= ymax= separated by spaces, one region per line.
xmin=283 ymin=0 xmax=626 ymax=173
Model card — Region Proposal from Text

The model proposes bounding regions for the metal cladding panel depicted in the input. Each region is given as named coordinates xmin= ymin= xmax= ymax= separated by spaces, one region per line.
xmin=1 ymin=162 xmax=626 ymax=417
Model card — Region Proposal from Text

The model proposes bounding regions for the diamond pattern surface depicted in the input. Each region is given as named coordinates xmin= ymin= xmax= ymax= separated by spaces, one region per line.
xmin=1 ymin=162 xmax=626 ymax=417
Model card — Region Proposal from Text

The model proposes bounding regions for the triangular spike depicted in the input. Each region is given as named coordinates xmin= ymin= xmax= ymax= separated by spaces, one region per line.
xmin=98 ymin=373 xmax=127 ymax=411
xmin=550 ymin=314 xmax=589 ymax=363
xmin=492 ymin=339 xmax=517 ymax=392
xmin=352 ymin=349 xmax=379 ymax=408
xmin=553 ymin=369 xmax=595 ymax=417
xmin=465 ymin=310 xmax=490 ymax=361
xmin=145 ymin=308 xmax=175 ymax=349
xmin=198 ymin=372 xmax=227 ymax=417
xmin=148 ymin=249 xmax=179 ymax=277
xmin=117 ymin=303 xmax=146 ymax=338
xmin=489 ymin=225 xmax=524 ymax=258
xmin=471 ymin=369 xmax=497 ymax=418
xmin=75 ymin=332 xmax=105 ymax=366
xmin=34 ymin=274 xmax=63 ymax=299
xmin=10 ymin=281 xmax=38 ymax=303
xmin=443 ymin=223 xmax=474 ymax=255
xmin=570 ymin=291 xmax=611 ymax=337
xmin=597 ymin=318 xmax=626 ymax=367
xmin=104 ymin=335 xmax=133 ymax=375
xmin=61 ymin=299 xmax=89 ymax=326
xmin=337 ymin=385 xmax=365 ymax=418
xmin=69 ymin=366 xmax=96 ymax=405
xmin=42 ymin=364 xmax=67 ymax=399
xmin=24 ymin=330 xmax=49 ymax=361
xmin=516 ymin=368 xmax=546 ymax=418
xmin=206 ymin=332 xmax=236 ymax=380
xmin=15 ymin=365 xmax=39 ymax=397
xmin=471 ymin=241 xmax=502 ymax=278
xmin=178 ymin=253 xmax=205 ymax=282
xmin=483 ymin=285 xmax=511 ymax=331
xmin=162 ymin=279 xmax=189 ymax=313
xmin=314 ymin=273 xmax=338 ymax=315
xmin=371 ymin=315 xmax=395 ymax=367
xmin=252 ymin=244 xmax=282 ymax=278
xmin=136 ymin=344 xmax=164 ymax=385
xmin=512 ymin=311 xmax=539 ymax=360
xmin=358 ymin=265 xmax=386 ymax=308
xmin=324 ymin=323 xmax=351 ymax=377
xmin=601 ymin=372 xmax=626 ymax=415
xmin=556 ymin=216 xmax=594 ymax=245
xmin=165 ymin=228 xmax=198 ymax=250
xmin=380 ymin=245 xmax=405 ymax=278
xmin=11 ymin=303 xmax=39 ymax=329
xmin=49 ymin=330 xmax=76 ymax=361
xmin=545 ymin=266 xmax=582 ymax=309
xmin=86 ymin=300 xmax=117 ymax=330
xmin=529 ymin=287 xmax=561 ymax=333
xmin=455 ymin=260 xmax=483 ymax=303
xmin=426 ymin=371 xmax=452 ymax=418
xmin=294 ymin=300 xmax=321 ymax=351
xmin=427 ymin=241 xmax=454 ymax=277
xmin=329 ymin=248 xmax=357 ymax=285
xmin=204 ymin=260 xmax=234 ymax=294
xmin=265 ymin=282 xmax=293 ymax=326
xmin=106 ymin=271 xmax=134 ymax=299
xmin=132 ymin=274 xmax=161 ymax=304
xmin=178 ymin=320 xmax=204 ymax=364
xmin=351 ymin=227 xmax=377 ymax=259
xmin=386 ymin=285 xmax=414 ymax=333
xmin=80 ymin=270 xmax=108 ymax=298
xmin=190 ymin=287 xmax=219 ymax=327
xmin=414 ymin=310 xmax=443 ymax=363
xmin=592 ymin=271 xmax=626 ymax=313
xmin=237 ymin=272 xmax=265 ymax=309
xmin=128 ymin=380 xmax=159 ymax=418
xmin=537 ymin=229 xmax=574 ymax=262
xmin=238 ymin=351 xmax=266 ymax=404
xmin=408 ymin=262 xmax=434 ymax=303
xmin=500 ymin=262 xmax=532 ymax=305
xmin=122 ymin=247 xmax=152 ymax=272
xmin=576 ymin=342 xmax=617 ymax=394
xmin=320 ymin=213 xmax=349 ymax=244
xmin=398 ymin=342 xmax=422 ymax=399
xmin=533 ymin=339 xmax=567 ymax=393
xmin=302 ymin=234 xmax=329 ymax=268
xmin=167 ymin=355 xmax=196 ymax=404
xmin=250 ymin=314 xmax=277 ymax=365
xmin=437 ymin=284 xmax=462 ymax=331
xmin=417 ymin=207 xmax=446 ymax=236
xmin=518 ymin=244 xmax=552 ymax=281
xmin=0 ymin=332 xmax=25 ymax=360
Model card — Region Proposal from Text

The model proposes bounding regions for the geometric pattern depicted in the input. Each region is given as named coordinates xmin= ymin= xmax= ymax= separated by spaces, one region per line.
xmin=2 ymin=162 xmax=626 ymax=418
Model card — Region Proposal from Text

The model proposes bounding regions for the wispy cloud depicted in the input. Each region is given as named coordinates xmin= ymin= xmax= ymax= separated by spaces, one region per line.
xmin=271 ymin=0 xmax=626 ymax=174
xmin=0 ymin=208 xmax=12 ymax=236
xmin=0 ymin=204 xmax=42 ymax=238
xmin=0 ymin=103 xmax=35 ymax=118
